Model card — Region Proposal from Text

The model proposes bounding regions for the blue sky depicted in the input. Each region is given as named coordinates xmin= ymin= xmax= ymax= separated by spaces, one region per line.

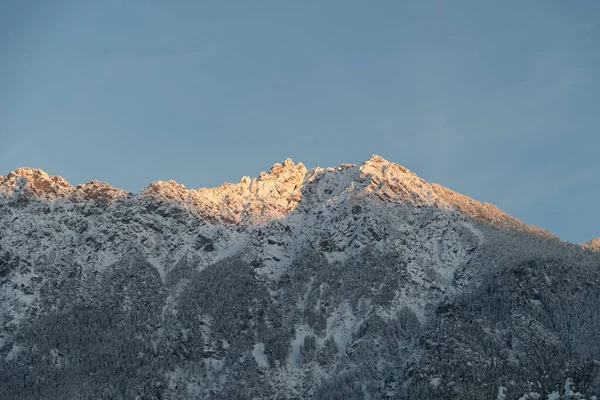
xmin=1 ymin=1 xmax=599 ymax=243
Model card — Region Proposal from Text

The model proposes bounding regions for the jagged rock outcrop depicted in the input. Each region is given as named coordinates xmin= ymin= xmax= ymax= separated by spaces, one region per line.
xmin=70 ymin=181 xmax=129 ymax=203
xmin=359 ymin=154 xmax=443 ymax=206
xmin=581 ymin=238 xmax=600 ymax=252
xmin=140 ymin=158 xmax=307 ymax=225
xmin=0 ymin=168 xmax=73 ymax=200
xmin=0 ymin=168 xmax=128 ymax=204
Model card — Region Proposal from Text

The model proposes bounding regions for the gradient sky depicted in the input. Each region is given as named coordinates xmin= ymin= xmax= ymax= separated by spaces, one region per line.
xmin=1 ymin=1 xmax=599 ymax=243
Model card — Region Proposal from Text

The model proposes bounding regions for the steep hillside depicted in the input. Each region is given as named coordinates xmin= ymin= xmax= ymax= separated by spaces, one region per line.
xmin=0 ymin=156 xmax=598 ymax=399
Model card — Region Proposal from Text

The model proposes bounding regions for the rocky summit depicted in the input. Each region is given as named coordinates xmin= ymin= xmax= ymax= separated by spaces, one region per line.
xmin=1 ymin=155 xmax=599 ymax=399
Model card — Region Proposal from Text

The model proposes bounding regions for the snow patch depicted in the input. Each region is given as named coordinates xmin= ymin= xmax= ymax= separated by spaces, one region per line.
xmin=325 ymin=302 xmax=359 ymax=352
xmin=430 ymin=377 xmax=441 ymax=388
xmin=288 ymin=324 xmax=314 ymax=367
xmin=497 ymin=386 xmax=507 ymax=400
xmin=252 ymin=343 xmax=269 ymax=368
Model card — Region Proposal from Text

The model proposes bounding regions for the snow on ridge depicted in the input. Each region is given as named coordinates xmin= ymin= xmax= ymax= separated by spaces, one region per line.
xmin=3 ymin=154 xmax=434 ymax=211
xmin=139 ymin=158 xmax=308 ymax=225
xmin=0 ymin=167 xmax=128 ymax=203
xmin=0 ymin=155 xmax=550 ymax=238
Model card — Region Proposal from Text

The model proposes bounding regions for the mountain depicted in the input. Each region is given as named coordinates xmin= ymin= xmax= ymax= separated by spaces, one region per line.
xmin=1 ymin=155 xmax=599 ymax=399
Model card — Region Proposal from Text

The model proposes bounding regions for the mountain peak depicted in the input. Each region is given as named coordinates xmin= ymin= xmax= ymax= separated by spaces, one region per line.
xmin=0 ymin=168 xmax=127 ymax=203
xmin=267 ymin=158 xmax=302 ymax=175
xmin=0 ymin=167 xmax=72 ymax=200
xmin=581 ymin=238 xmax=600 ymax=252
xmin=355 ymin=155 xmax=437 ymax=205
xmin=261 ymin=158 xmax=306 ymax=181
xmin=12 ymin=167 xmax=49 ymax=176
xmin=364 ymin=154 xmax=388 ymax=164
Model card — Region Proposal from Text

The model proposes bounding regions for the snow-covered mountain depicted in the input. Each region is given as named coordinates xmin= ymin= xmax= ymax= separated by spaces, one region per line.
xmin=1 ymin=155 xmax=599 ymax=399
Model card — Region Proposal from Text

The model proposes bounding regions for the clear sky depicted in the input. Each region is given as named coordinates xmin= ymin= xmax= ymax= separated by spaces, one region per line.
xmin=1 ymin=1 xmax=599 ymax=243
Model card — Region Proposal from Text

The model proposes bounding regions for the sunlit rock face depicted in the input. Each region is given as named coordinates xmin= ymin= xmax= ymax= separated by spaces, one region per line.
xmin=0 ymin=168 xmax=128 ymax=203
xmin=140 ymin=158 xmax=307 ymax=225
xmin=1 ymin=156 xmax=599 ymax=399
xmin=581 ymin=237 xmax=600 ymax=252
xmin=430 ymin=183 xmax=557 ymax=238
xmin=0 ymin=168 xmax=73 ymax=200
xmin=70 ymin=180 xmax=129 ymax=204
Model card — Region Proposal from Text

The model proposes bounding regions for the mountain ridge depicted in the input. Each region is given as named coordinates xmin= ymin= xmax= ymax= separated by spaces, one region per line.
xmin=0 ymin=155 xmax=559 ymax=240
